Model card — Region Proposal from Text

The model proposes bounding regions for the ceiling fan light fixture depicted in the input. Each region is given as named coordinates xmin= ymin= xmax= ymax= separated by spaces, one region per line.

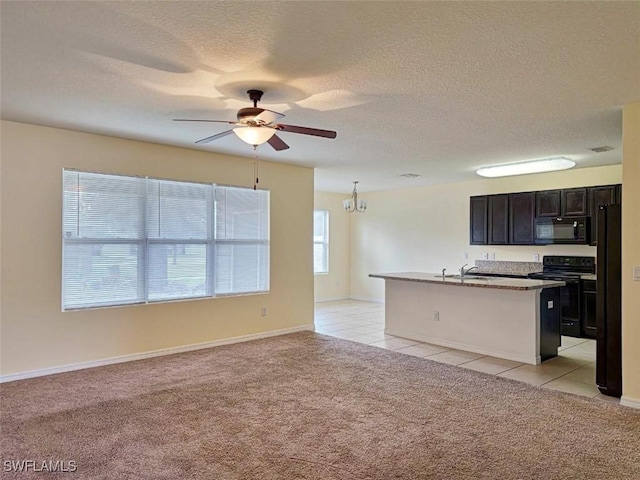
xmin=233 ymin=126 xmax=276 ymax=146
xmin=176 ymin=89 xmax=336 ymax=149
xmin=476 ymin=157 xmax=576 ymax=178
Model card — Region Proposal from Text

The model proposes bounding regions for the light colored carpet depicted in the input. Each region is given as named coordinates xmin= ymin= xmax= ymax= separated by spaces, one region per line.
xmin=1 ymin=332 xmax=639 ymax=479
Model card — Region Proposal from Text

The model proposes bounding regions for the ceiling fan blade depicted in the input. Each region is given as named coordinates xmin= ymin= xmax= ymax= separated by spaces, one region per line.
xmin=195 ymin=129 xmax=234 ymax=144
xmin=174 ymin=119 xmax=236 ymax=124
xmin=267 ymin=134 xmax=290 ymax=151
xmin=254 ymin=109 xmax=285 ymax=125
xmin=276 ymin=124 xmax=337 ymax=139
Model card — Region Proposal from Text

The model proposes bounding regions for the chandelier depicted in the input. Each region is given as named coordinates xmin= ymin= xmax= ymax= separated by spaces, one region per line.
xmin=343 ymin=181 xmax=367 ymax=213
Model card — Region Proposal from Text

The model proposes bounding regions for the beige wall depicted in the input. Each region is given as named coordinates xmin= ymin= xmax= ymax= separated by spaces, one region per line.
xmin=0 ymin=121 xmax=314 ymax=376
xmin=622 ymin=102 xmax=640 ymax=405
xmin=350 ymin=164 xmax=622 ymax=302
xmin=313 ymin=192 xmax=351 ymax=302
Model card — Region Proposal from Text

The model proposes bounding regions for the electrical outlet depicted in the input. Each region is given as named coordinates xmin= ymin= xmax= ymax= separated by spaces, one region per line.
xmin=261 ymin=306 xmax=268 ymax=316
xmin=433 ymin=311 xmax=439 ymax=322
xmin=463 ymin=251 xmax=468 ymax=260
xmin=490 ymin=252 xmax=496 ymax=260
xmin=482 ymin=252 xmax=489 ymax=260
xmin=634 ymin=266 xmax=640 ymax=281
xmin=533 ymin=253 xmax=540 ymax=262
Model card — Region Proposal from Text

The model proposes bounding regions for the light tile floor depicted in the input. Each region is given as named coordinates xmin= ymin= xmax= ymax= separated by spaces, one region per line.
xmin=315 ymin=299 xmax=618 ymax=403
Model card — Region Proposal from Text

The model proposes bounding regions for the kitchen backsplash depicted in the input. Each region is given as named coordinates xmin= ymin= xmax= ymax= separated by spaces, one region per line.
xmin=474 ymin=260 xmax=543 ymax=275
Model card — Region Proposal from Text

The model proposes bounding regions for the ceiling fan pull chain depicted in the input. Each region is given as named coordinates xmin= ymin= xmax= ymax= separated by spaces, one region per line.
xmin=253 ymin=145 xmax=259 ymax=190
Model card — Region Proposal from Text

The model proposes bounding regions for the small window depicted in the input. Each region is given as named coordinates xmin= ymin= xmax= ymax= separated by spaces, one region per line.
xmin=313 ymin=210 xmax=329 ymax=274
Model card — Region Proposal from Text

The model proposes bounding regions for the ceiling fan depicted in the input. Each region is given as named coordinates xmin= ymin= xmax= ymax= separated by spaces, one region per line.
xmin=174 ymin=89 xmax=337 ymax=151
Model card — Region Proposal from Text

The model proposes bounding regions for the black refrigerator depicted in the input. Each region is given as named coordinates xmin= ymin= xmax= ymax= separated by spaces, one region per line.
xmin=596 ymin=204 xmax=622 ymax=397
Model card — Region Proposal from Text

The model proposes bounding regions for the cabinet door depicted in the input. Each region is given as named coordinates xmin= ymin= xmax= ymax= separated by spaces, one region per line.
xmin=509 ymin=192 xmax=535 ymax=244
xmin=539 ymin=287 xmax=561 ymax=361
xmin=589 ymin=185 xmax=619 ymax=246
xmin=562 ymin=187 xmax=588 ymax=216
xmin=470 ymin=196 xmax=488 ymax=245
xmin=536 ymin=190 xmax=561 ymax=217
xmin=488 ymin=194 xmax=509 ymax=245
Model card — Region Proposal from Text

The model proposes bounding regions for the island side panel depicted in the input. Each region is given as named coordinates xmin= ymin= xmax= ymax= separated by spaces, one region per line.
xmin=383 ymin=279 xmax=541 ymax=365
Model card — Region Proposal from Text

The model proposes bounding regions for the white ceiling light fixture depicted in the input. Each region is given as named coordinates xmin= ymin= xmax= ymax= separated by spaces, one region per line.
xmin=343 ymin=181 xmax=367 ymax=213
xmin=476 ymin=157 xmax=576 ymax=178
xmin=233 ymin=126 xmax=276 ymax=146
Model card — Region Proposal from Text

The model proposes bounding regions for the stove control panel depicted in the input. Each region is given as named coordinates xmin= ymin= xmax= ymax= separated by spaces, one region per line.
xmin=541 ymin=256 xmax=596 ymax=274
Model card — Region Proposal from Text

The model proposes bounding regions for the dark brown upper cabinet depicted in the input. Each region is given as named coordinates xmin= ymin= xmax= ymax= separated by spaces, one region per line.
xmin=561 ymin=187 xmax=589 ymax=217
xmin=589 ymin=184 xmax=620 ymax=246
xmin=470 ymin=183 xmax=621 ymax=246
xmin=470 ymin=196 xmax=488 ymax=245
xmin=590 ymin=185 xmax=619 ymax=211
xmin=488 ymin=194 xmax=509 ymax=245
xmin=536 ymin=190 xmax=561 ymax=217
xmin=509 ymin=192 xmax=535 ymax=245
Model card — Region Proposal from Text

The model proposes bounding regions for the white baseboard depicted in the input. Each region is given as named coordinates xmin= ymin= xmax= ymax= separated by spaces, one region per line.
xmin=349 ymin=296 xmax=384 ymax=304
xmin=0 ymin=325 xmax=315 ymax=384
xmin=314 ymin=296 xmax=384 ymax=304
xmin=314 ymin=296 xmax=351 ymax=303
xmin=620 ymin=396 xmax=640 ymax=409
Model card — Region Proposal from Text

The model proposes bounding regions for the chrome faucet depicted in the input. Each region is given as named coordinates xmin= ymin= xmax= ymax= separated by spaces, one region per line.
xmin=459 ymin=264 xmax=479 ymax=277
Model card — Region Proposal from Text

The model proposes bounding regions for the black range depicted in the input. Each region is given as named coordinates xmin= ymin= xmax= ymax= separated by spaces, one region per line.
xmin=528 ymin=256 xmax=596 ymax=337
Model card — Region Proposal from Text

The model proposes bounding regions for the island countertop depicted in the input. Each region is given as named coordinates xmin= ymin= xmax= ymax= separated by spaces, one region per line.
xmin=369 ymin=272 xmax=564 ymax=291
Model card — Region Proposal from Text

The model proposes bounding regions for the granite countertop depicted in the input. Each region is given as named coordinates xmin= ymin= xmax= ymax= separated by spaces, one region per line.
xmin=581 ymin=274 xmax=597 ymax=281
xmin=369 ymin=272 xmax=565 ymax=291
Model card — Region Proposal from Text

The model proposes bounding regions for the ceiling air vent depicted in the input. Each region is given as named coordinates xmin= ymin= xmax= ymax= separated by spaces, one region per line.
xmin=399 ymin=173 xmax=420 ymax=178
xmin=589 ymin=146 xmax=614 ymax=153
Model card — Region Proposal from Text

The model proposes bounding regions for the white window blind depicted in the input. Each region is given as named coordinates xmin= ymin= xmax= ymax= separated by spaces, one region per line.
xmin=62 ymin=170 xmax=269 ymax=310
xmin=62 ymin=171 xmax=146 ymax=309
xmin=313 ymin=210 xmax=329 ymax=274
xmin=146 ymin=179 xmax=212 ymax=301
xmin=214 ymin=186 xmax=269 ymax=294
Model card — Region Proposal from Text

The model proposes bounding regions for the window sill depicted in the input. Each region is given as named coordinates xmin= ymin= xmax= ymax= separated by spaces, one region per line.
xmin=62 ymin=290 xmax=270 ymax=312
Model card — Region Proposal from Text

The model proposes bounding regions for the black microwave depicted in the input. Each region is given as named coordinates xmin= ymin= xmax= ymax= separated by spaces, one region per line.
xmin=534 ymin=216 xmax=590 ymax=244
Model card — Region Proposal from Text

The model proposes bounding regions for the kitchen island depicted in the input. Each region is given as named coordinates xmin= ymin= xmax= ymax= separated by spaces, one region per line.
xmin=370 ymin=272 xmax=565 ymax=365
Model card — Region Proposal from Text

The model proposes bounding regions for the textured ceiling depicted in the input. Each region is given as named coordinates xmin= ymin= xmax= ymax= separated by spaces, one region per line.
xmin=1 ymin=1 xmax=639 ymax=193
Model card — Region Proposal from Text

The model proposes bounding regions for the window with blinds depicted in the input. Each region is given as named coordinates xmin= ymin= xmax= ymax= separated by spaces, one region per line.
xmin=313 ymin=210 xmax=329 ymax=274
xmin=62 ymin=170 xmax=269 ymax=310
